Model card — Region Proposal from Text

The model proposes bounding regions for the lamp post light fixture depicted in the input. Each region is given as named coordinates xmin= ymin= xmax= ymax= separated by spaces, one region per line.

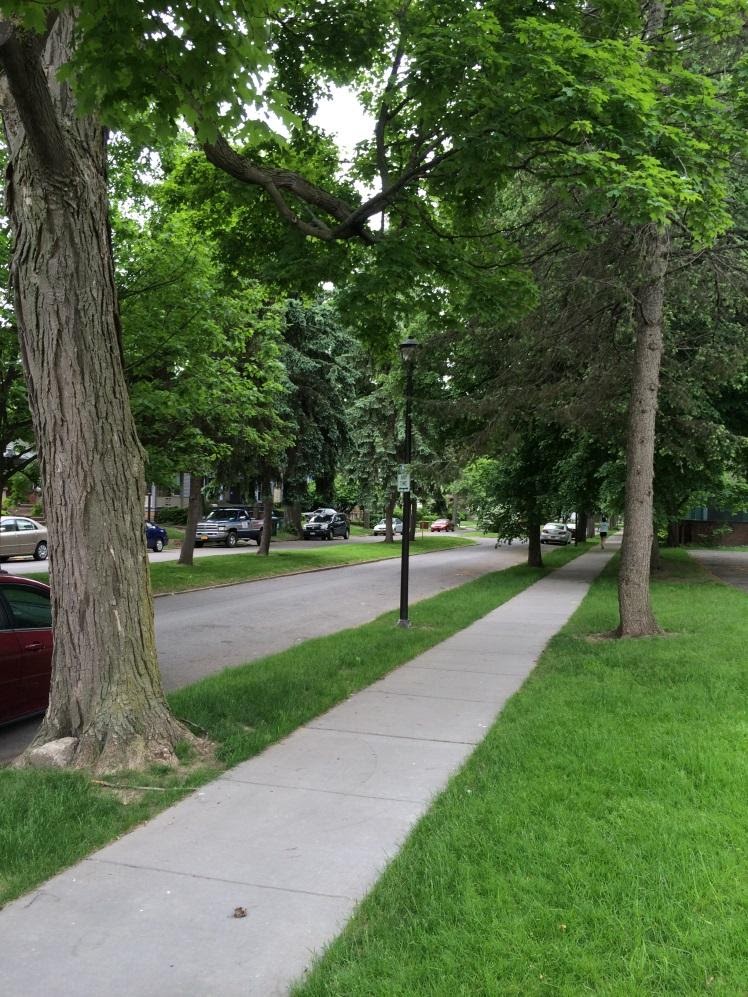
xmin=397 ymin=337 xmax=419 ymax=628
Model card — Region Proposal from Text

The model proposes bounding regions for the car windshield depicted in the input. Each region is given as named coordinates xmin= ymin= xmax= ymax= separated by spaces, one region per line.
xmin=310 ymin=514 xmax=333 ymax=523
xmin=206 ymin=509 xmax=239 ymax=521
xmin=544 ymin=523 xmax=565 ymax=530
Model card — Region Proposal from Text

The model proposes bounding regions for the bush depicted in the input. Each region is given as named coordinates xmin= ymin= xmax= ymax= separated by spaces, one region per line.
xmin=152 ymin=506 xmax=189 ymax=525
xmin=5 ymin=472 xmax=35 ymax=508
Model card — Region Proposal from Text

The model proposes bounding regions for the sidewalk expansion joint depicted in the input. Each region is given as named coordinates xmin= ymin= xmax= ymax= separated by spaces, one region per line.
xmin=402 ymin=663 xmax=532 ymax=677
xmin=86 ymin=857 xmax=356 ymax=903
xmin=361 ymin=688 xmax=511 ymax=705
xmin=220 ymin=775 xmax=424 ymax=804
xmin=305 ymin=724 xmax=477 ymax=745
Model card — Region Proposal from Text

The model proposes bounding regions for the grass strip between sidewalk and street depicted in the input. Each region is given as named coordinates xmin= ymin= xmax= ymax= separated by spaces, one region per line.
xmin=0 ymin=542 xmax=589 ymax=908
xmin=21 ymin=534 xmax=473 ymax=595
xmin=293 ymin=550 xmax=748 ymax=997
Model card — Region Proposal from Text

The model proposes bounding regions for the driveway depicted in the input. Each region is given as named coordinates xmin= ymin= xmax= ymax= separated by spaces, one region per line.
xmin=1 ymin=537 xmax=527 ymax=762
xmin=688 ymin=548 xmax=748 ymax=592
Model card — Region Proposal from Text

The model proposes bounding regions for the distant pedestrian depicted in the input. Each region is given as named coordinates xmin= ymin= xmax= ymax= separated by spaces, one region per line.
xmin=599 ymin=516 xmax=609 ymax=550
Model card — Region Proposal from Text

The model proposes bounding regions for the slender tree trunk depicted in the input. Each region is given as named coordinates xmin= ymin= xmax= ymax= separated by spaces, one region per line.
xmin=384 ymin=491 xmax=396 ymax=543
xmin=617 ymin=225 xmax=669 ymax=636
xmin=527 ymin=514 xmax=543 ymax=567
xmin=0 ymin=13 xmax=193 ymax=770
xmin=257 ymin=477 xmax=273 ymax=555
xmin=178 ymin=473 xmax=203 ymax=566
xmin=650 ymin=528 xmax=662 ymax=572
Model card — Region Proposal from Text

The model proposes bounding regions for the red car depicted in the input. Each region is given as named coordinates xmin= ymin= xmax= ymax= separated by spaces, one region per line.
xmin=0 ymin=574 xmax=53 ymax=725
xmin=430 ymin=518 xmax=454 ymax=532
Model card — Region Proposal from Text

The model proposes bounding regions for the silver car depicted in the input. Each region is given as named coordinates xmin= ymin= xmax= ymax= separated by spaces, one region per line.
xmin=540 ymin=522 xmax=571 ymax=545
xmin=373 ymin=517 xmax=403 ymax=536
xmin=0 ymin=516 xmax=49 ymax=561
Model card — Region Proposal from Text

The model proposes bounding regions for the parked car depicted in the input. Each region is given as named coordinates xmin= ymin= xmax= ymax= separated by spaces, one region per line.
xmin=0 ymin=575 xmax=52 ymax=725
xmin=145 ymin=521 xmax=168 ymax=553
xmin=540 ymin=522 xmax=572 ymax=545
xmin=373 ymin=517 xmax=403 ymax=536
xmin=430 ymin=518 xmax=454 ymax=532
xmin=302 ymin=510 xmax=349 ymax=541
xmin=194 ymin=506 xmax=263 ymax=547
xmin=0 ymin=516 xmax=49 ymax=561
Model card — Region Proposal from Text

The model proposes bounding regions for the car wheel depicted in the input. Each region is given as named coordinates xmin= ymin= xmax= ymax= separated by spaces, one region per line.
xmin=327 ymin=530 xmax=333 ymax=541
xmin=194 ymin=541 xmax=203 ymax=548
xmin=225 ymin=531 xmax=238 ymax=547
xmin=154 ymin=538 xmax=164 ymax=553
xmin=256 ymin=531 xmax=263 ymax=546
xmin=33 ymin=540 xmax=49 ymax=561
xmin=344 ymin=530 xmax=349 ymax=540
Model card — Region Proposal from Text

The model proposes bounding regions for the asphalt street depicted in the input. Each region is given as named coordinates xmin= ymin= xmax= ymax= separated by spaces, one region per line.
xmin=1 ymin=536 xmax=526 ymax=762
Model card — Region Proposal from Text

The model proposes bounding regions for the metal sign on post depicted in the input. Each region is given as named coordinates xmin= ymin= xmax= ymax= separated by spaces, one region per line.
xmin=397 ymin=464 xmax=411 ymax=492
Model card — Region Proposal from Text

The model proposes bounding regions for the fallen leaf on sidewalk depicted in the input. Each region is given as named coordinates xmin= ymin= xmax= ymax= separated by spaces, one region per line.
xmin=232 ymin=907 xmax=248 ymax=918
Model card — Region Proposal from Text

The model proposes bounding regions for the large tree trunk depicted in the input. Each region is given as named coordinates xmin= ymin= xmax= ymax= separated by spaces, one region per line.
xmin=527 ymin=514 xmax=543 ymax=568
xmin=617 ymin=225 xmax=668 ymax=637
xmin=286 ymin=500 xmax=303 ymax=538
xmin=0 ymin=13 xmax=193 ymax=771
xmin=257 ymin=477 xmax=273 ymax=555
xmin=178 ymin=473 xmax=203 ymax=566
xmin=575 ymin=511 xmax=588 ymax=545
xmin=665 ymin=519 xmax=681 ymax=547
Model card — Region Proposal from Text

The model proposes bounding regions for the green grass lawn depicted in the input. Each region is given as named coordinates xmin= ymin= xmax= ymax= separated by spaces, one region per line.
xmin=0 ymin=543 xmax=588 ymax=908
xmin=22 ymin=535 xmax=474 ymax=595
xmin=294 ymin=550 xmax=748 ymax=997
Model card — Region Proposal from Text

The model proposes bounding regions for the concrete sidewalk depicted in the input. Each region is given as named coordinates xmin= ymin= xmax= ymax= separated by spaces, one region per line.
xmin=0 ymin=547 xmax=612 ymax=996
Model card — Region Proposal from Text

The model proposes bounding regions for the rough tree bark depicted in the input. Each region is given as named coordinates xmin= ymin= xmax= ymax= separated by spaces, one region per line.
xmin=617 ymin=224 xmax=669 ymax=636
xmin=0 ymin=13 xmax=194 ymax=770
xmin=527 ymin=514 xmax=543 ymax=568
xmin=178 ymin=473 xmax=203 ymax=566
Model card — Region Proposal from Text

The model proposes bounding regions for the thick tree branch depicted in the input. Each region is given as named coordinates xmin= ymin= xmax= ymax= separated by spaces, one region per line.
xmin=202 ymin=133 xmax=367 ymax=240
xmin=0 ymin=19 xmax=69 ymax=175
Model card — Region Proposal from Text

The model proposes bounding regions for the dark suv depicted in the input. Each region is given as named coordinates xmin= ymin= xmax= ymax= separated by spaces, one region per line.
xmin=194 ymin=507 xmax=263 ymax=547
xmin=302 ymin=510 xmax=349 ymax=541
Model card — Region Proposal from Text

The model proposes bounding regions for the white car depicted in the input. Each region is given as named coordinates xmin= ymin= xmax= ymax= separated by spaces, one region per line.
xmin=373 ymin=517 xmax=403 ymax=536
xmin=540 ymin=522 xmax=571 ymax=545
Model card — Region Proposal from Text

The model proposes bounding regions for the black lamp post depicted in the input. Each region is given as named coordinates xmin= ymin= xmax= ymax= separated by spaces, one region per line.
xmin=397 ymin=337 xmax=419 ymax=628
